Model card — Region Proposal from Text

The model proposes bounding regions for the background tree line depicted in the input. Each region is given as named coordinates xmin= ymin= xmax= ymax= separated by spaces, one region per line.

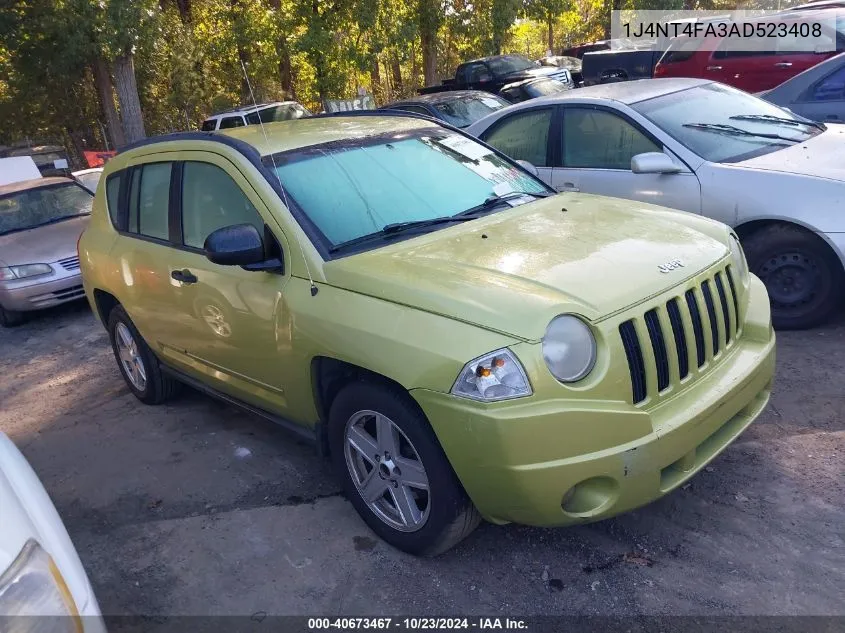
xmin=1 ymin=0 xmax=738 ymax=162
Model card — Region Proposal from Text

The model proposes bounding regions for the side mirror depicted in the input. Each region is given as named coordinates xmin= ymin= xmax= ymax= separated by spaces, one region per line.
xmin=631 ymin=152 xmax=682 ymax=175
xmin=516 ymin=160 xmax=540 ymax=177
xmin=204 ymin=223 xmax=266 ymax=266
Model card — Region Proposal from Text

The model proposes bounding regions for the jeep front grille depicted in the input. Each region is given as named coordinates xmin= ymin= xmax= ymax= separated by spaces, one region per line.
xmin=619 ymin=266 xmax=740 ymax=405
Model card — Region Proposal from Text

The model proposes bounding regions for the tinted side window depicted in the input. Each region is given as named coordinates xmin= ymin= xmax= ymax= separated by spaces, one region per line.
xmin=482 ymin=109 xmax=551 ymax=167
xmin=201 ymin=119 xmax=217 ymax=131
xmin=219 ymin=116 xmax=245 ymax=129
xmin=812 ymin=64 xmax=845 ymax=100
xmin=713 ymin=34 xmax=772 ymax=58
xmin=105 ymin=172 xmax=121 ymax=228
xmin=562 ymin=108 xmax=659 ymax=169
xmin=128 ymin=163 xmax=171 ymax=240
xmin=181 ymin=162 xmax=264 ymax=250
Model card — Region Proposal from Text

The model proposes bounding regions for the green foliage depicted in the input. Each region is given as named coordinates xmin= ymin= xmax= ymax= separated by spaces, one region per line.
xmin=0 ymin=0 xmax=784 ymax=156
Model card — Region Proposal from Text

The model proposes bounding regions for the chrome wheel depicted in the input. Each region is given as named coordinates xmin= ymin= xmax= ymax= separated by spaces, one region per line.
xmin=116 ymin=322 xmax=147 ymax=391
xmin=343 ymin=410 xmax=431 ymax=532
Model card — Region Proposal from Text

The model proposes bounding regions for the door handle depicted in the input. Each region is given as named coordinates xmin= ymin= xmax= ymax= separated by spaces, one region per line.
xmin=774 ymin=62 xmax=793 ymax=68
xmin=171 ymin=269 xmax=198 ymax=284
xmin=705 ymin=65 xmax=722 ymax=71
xmin=557 ymin=182 xmax=580 ymax=192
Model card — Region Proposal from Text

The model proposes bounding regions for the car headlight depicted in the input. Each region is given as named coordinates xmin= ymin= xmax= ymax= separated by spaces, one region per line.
xmin=729 ymin=233 xmax=748 ymax=284
xmin=542 ymin=315 xmax=596 ymax=383
xmin=0 ymin=540 xmax=80 ymax=628
xmin=0 ymin=264 xmax=53 ymax=281
xmin=451 ymin=348 xmax=532 ymax=401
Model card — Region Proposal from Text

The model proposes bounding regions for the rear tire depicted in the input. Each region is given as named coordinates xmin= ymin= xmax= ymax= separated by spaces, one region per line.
xmin=743 ymin=224 xmax=843 ymax=330
xmin=0 ymin=305 xmax=26 ymax=327
xmin=107 ymin=305 xmax=180 ymax=404
xmin=328 ymin=381 xmax=480 ymax=556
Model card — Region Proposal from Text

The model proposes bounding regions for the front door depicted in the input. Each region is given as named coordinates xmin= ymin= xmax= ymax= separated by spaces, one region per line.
xmin=551 ymin=106 xmax=701 ymax=213
xmin=162 ymin=156 xmax=293 ymax=414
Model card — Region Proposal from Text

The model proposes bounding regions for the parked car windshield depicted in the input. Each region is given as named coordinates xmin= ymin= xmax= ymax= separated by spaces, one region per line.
xmin=0 ymin=183 xmax=93 ymax=235
xmin=266 ymin=127 xmax=548 ymax=251
xmin=432 ymin=95 xmax=510 ymax=128
xmin=247 ymin=103 xmax=311 ymax=124
xmin=525 ymin=78 xmax=569 ymax=98
xmin=487 ymin=55 xmax=538 ymax=75
xmin=633 ymin=83 xmax=823 ymax=163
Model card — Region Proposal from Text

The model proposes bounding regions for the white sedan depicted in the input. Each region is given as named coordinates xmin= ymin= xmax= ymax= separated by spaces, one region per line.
xmin=467 ymin=78 xmax=845 ymax=330
xmin=0 ymin=432 xmax=105 ymax=630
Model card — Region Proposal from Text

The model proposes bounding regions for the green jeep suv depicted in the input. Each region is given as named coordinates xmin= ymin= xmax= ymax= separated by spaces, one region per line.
xmin=79 ymin=114 xmax=776 ymax=555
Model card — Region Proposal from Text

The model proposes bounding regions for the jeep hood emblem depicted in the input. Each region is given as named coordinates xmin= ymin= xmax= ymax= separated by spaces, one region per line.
xmin=658 ymin=259 xmax=685 ymax=273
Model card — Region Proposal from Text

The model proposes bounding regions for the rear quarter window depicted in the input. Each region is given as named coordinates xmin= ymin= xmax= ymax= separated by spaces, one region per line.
xmin=660 ymin=38 xmax=703 ymax=63
xmin=105 ymin=173 xmax=122 ymax=228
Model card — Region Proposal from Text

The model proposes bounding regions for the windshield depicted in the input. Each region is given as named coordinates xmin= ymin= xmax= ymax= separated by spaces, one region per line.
xmin=247 ymin=103 xmax=311 ymax=125
xmin=487 ymin=55 xmax=538 ymax=76
xmin=0 ymin=183 xmax=93 ymax=235
xmin=76 ymin=171 xmax=102 ymax=193
xmin=633 ymin=83 xmax=822 ymax=163
xmin=433 ymin=95 xmax=509 ymax=127
xmin=265 ymin=128 xmax=548 ymax=252
xmin=525 ymin=78 xmax=569 ymax=98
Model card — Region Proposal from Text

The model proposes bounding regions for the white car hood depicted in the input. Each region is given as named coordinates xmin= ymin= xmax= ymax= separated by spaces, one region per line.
xmin=736 ymin=124 xmax=845 ymax=182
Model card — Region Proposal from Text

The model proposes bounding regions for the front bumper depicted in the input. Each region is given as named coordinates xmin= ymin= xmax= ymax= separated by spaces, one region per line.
xmin=0 ymin=271 xmax=85 ymax=313
xmin=413 ymin=276 xmax=776 ymax=527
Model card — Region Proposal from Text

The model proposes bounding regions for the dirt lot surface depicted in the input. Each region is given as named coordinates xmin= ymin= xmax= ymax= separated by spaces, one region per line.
xmin=1 ymin=300 xmax=843 ymax=618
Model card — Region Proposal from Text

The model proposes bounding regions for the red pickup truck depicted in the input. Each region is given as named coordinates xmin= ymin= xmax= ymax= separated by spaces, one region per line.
xmin=654 ymin=9 xmax=845 ymax=92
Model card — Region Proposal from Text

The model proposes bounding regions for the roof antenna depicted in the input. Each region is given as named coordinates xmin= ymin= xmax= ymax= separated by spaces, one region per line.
xmin=240 ymin=59 xmax=318 ymax=297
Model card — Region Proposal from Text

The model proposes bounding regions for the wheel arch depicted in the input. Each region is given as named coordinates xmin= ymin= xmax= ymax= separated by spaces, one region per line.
xmin=310 ymin=356 xmax=426 ymax=457
xmin=734 ymin=218 xmax=845 ymax=274
xmin=92 ymin=288 xmax=121 ymax=327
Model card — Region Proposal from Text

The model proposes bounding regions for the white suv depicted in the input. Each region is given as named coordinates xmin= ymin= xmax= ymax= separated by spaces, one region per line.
xmin=201 ymin=101 xmax=311 ymax=131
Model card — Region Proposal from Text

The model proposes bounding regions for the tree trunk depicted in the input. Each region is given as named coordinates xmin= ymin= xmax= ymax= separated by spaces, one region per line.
xmin=547 ymin=14 xmax=554 ymax=53
xmin=420 ymin=28 xmax=437 ymax=86
xmin=176 ymin=0 xmax=191 ymax=22
xmin=390 ymin=54 xmax=402 ymax=93
xmin=278 ymin=36 xmax=295 ymax=99
xmin=112 ymin=53 xmax=146 ymax=144
xmin=370 ymin=57 xmax=381 ymax=102
xmin=92 ymin=57 xmax=125 ymax=149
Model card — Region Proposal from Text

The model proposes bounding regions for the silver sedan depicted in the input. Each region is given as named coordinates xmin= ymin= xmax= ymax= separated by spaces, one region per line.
xmin=467 ymin=78 xmax=845 ymax=329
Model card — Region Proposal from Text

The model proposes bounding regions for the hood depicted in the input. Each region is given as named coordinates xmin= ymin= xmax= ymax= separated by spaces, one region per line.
xmin=325 ymin=195 xmax=729 ymax=341
xmin=0 ymin=215 xmax=88 ymax=267
xmin=736 ymin=124 xmax=845 ymax=182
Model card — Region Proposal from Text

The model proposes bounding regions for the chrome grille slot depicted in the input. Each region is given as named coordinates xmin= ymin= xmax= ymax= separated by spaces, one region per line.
xmin=619 ymin=320 xmax=647 ymax=404
xmin=701 ymin=280 xmax=720 ymax=356
xmin=715 ymin=271 xmax=733 ymax=343
xmin=666 ymin=299 xmax=689 ymax=379
xmin=644 ymin=309 xmax=670 ymax=392
xmin=685 ymin=289 xmax=706 ymax=368
xmin=57 ymin=256 xmax=80 ymax=271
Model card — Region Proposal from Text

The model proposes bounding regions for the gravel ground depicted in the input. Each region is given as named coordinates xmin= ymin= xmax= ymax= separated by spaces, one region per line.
xmin=1 ymin=300 xmax=843 ymax=618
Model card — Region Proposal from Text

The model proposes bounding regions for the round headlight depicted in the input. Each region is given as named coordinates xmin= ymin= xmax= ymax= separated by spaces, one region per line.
xmin=729 ymin=234 xmax=748 ymax=283
xmin=542 ymin=315 xmax=596 ymax=383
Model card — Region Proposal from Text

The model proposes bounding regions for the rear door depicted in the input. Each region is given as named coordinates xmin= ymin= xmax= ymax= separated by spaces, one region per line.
xmin=553 ymin=105 xmax=701 ymax=212
xmin=478 ymin=106 xmax=556 ymax=184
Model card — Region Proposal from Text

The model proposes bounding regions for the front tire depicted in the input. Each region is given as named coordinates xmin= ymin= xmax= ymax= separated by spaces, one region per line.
xmin=0 ymin=305 xmax=25 ymax=327
xmin=328 ymin=381 xmax=480 ymax=556
xmin=744 ymin=225 xmax=843 ymax=330
xmin=107 ymin=305 xmax=180 ymax=404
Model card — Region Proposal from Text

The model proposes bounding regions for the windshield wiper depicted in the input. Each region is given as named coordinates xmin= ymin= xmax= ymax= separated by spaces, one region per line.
xmin=681 ymin=122 xmax=801 ymax=143
xmin=455 ymin=190 xmax=553 ymax=218
xmin=327 ymin=191 xmax=552 ymax=254
xmin=729 ymin=113 xmax=825 ymax=131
